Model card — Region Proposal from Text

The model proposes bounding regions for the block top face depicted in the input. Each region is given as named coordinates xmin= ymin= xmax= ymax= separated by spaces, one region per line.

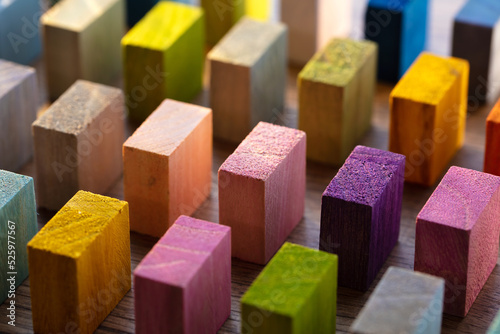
xmin=455 ymin=0 xmax=500 ymax=28
xmin=207 ymin=17 xmax=287 ymax=67
xmin=0 ymin=170 xmax=33 ymax=208
xmin=487 ymin=99 xmax=500 ymax=124
xmin=219 ymin=122 xmax=306 ymax=181
xmin=299 ymin=38 xmax=377 ymax=87
xmin=28 ymin=190 xmax=128 ymax=258
xmin=417 ymin=166 xmax=500 ymax=230
xmin=0 ymin=59 xmax=36 ymax=100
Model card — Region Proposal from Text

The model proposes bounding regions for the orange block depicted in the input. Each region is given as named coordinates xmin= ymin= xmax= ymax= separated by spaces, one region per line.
xmin=485 ymin=99 xmax=500 ymax=176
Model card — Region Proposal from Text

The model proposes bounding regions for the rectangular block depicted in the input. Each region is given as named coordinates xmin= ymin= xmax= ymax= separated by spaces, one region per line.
xmin=245 ymin=0 xmax=272 ymax=21
xmin=41 ymin=0 xmax=125 ymax=100
xmin=415 ymin=166 xmax=500 ymax=317
xmin=485 ymin=98 xmax=500 ymax=176
xmin=320 ymin=145 xmax=405 ymax=291
xmin=134 ymin=215 xmax=231 ymax=334
xmin=0 ymin=60 xmax=38 ymax=171
xmin=350 ymin=267 xmax=445 ymax=334
xmin=122 ymin=2 xmax=204 ymax=122
xmin=389 ymin=53 xmax=469 ymax=186
xmin=241 ymin=242 xmax=338 ymax=334
xmin=218 ymin=122 xmax=306 ymax=264
xmin=123 ymin=99 xmax=212 ymax=237
xmin=298 ymin=38 xmax=377 ymax=166
xmin=28 ymin=190 xmax=131 ymax=334
xmin=201 ymin=0 xmax=244 ymax=46
xmin=126 ymin=0 xmax=158 ymax=27
xmin=488 ymin=309 xmax=500 ymax=334
xmin=208 ymin=18 xmax=287 ymax=143
xmin=33 ymin=80 xmax=125 ymax=211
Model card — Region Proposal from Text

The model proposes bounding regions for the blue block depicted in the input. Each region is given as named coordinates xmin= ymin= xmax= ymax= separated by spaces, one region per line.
xmin=126 ymin=0 xmax=159 ymax=27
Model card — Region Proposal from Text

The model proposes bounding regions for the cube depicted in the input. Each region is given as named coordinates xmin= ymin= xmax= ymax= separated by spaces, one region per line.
xmin=488 ymin=310 xmax=500 ymax=334
xmin=201 ymin=0 xmax=244 ymax=46
xmin=485 ymin=98 xmax=500 ymax=176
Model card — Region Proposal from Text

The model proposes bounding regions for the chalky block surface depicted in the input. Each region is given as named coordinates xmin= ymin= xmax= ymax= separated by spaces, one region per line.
xmin=201 ymin=0 xmax=244 ymax=46
xmin=488 ymin=310 xmax=500 ymax=334
xmin=485 ymin=98 xmax=500 ymax=176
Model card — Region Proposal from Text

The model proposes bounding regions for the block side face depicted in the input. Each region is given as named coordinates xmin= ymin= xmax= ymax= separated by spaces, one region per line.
xmin=201 ymin=0 xmax=243 ymax=46
xmin=241 ymin=303 xmax=293 ymax=334
xmin=487 ymin=20 xmax=500 ymax=102
xmin=455 ymin=0 xmax=500 ymax=28
xmin=399 ymin=0 xmax=429 ymax=76
xmin=485 ymin=102 xmax=500 ymax=175
xmin=211 ymin=227 xmax=231 ymax=330
xmin=0 ymin=59 xmax=36 ymax=97
xmin=317 ymin=0 xmax=352 ymax=47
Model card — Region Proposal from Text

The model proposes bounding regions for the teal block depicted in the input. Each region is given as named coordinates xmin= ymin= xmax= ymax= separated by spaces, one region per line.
xmin=488 ymin=309 xmax=500 ymax=334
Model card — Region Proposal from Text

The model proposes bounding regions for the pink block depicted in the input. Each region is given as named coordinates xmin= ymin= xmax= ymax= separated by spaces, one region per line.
xmin=218 ymin=122 xmax=306 ymax=264
xmin=415 ymin=166 xmax=500 ymax=317
xmin=134 ymin=216 xmax=231 ymax=334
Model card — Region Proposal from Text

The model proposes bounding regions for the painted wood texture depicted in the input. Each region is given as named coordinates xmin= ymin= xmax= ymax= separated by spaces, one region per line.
xmin=27 ymin=190 xmax=130 ymax=334
xmin=0 ymin=60 xmax=38 ymax=172
xmin=134 ymin=215 xmax=231 ymax=334
xmin=350 ymin=267 xmax=445 ymax=334
xmin=125 ymin=0 xmax=158 ymax=27
xmin=123 ymin=99 xmax=212 ymax=237
xmin=241 ymin=242 xmax=338 ymax=334
xmin=32 ymin=80 xmax=125 ymax=211
xmin=485 ymin=98 xmax=500 ymax=176
xmin=415 ymin=166 xmax=500 ymax=317
xmin=298 ymin=38 xmax=377 ymax=166
xmin=201 ymin=0 xmax=244 ymax=46
xmin=488 ymin=309 xmax=500 ymax=334
xmin=208 ymin=18 xmax=287 ymax=143
xmin=320 ymin=145 xmax=405 ymax=291
xmin=121 ymin=1 xmax=204 ymax=122
xmin=389 ymin=52 xmax=469 ymax=186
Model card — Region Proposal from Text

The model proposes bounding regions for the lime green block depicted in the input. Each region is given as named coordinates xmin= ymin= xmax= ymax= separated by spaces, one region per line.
xmin=241 ymin=242 xmax=338 ymax=334
xmin=245 ymin=0 xmax=270 ymax=21
xmin=201 ymin=0 xmax=244 ymax=46
xmin=121 ymin=2 xmax=204 ymax=122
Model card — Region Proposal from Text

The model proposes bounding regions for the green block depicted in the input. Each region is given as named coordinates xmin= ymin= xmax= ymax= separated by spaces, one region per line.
xmin=121 ymin=2 xmax=204 ymax=122
xmin=241 ymin=242 xmax=338 ymax=334
xmin=201 ymin=0 xmax=244 ymax=46
xmin=488 ymin=309 xmax=500 ymax=334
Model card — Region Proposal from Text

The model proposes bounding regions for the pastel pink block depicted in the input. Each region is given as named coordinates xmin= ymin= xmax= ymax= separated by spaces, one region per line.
xmin=134 ymin=215 xmax=231 ymax=334
xmin=415 ymin=166 xmax=500 ymax=317
xmin=218 ymin=121 xmax=306 ymax=265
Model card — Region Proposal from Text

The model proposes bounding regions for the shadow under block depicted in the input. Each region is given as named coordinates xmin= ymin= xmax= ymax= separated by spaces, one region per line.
xmin=123 ymin=99 xmax=212 ymax=237
xmin=389 ymin=53 xmax=469 ymax=186
xmin=364 ymin=0 xmax=429 ymax=82
xmin=32 ymin=80 xmax=125 ymax=211
xmin=0 ymin=170 xmax=37 ymax=304
xmin=41 ymin=0 xmax=125 ymax=101
xmin=350 ymin=267 xmax=445 ymax=334
xmin=121 ymin=2 xmax=204 ymax=122
xmin=218 ymin=122 xmax=306 ymax=265
xmin=414 ymin=166 xmax=500 ymax=317
xmin=298 ymin=38 xmax=377 ymax=166
xmin=485 ymin=99 xmax=500 ymax=176
xmin=134 ymin=215 xmax=231 ymax=334
xmin=488 ymin=310 xmax=500 ymax=334
xmin=208 ymin=18 xmax=287 ymax=143
xmin=201 ymin=0 xmax=244 ymax=46
xmin=126 ymin=0 xmax=158 ymax=27
xmin=241 ymin=242 xmax=338 ymax=334
xmin=320 ymin=145 xmax=405 ymax=291
xmin=0 ymin=60 xmax=38 ymax=171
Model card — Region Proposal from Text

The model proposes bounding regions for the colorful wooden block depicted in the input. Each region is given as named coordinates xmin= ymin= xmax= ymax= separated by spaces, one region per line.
xmin=350 ymin=267 xmax=445 ymax=334
xmin=126 ymin=0 xmax=158 ymax=27
xmin=485 ymin=98 xmax=500 ymax=176
xmin=298 ymin=38 xmax=377 ymax=166
xmin=0 ymin=60 xmax=38 ymax=171
xmin=389 ymin=53 xmax=469 ymax=186
xmin=488 ymin=310 xmax=500 ymax=334
xmin=123 ymin=99 xmax=212 ymax=237
xmin=32 ymin=80 xmax=125 ymax=211
xmin=122 ymin=2 xmax=204 ymax=122
xmin=245 ymin=0 xmax=275 ymax=21
xmin=241 ymin=242 xmax=338 ymax=334
xmin=0 ymin=170 xmax=37 ymax=304
xmin=414 ymin=166 xmax=500 ymax=317
xmin=364 ymin=0 xmax=429 ymax=82
xmin=41 ymin=0 xmax=125 ymax=100
xmin=201 ymin=0 xmax=244 ymax=46
xmin=134 ymin=215 xmax=231 ymax=334
xmin=218 ymin=122 xmax=306 ymax=264
xmin=320 ymin=145 xmax=405 ymax=291
xmin=28 ymin=190 xmax=131 ymax=334
xmin=208 ymin=18 xmax=287 ymax=143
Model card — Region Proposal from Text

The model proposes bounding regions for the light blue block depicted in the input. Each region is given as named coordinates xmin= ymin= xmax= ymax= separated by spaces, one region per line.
xmin=488 ymin=310 xmax=500 ymax=334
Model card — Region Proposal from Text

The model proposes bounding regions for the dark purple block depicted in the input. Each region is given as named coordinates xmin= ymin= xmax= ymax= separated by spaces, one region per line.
xmin=320 ymin=145 xmax=406 ymax=291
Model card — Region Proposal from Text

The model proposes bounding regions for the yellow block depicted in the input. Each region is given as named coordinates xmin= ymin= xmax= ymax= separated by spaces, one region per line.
xmin=245 ymin=0 xmax=270 ymax=21
xmin=28 ymin=191 xmax=131 ymax=334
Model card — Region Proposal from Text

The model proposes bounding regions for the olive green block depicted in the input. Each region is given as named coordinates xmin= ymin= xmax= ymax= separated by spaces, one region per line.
xmin=201 ymin=0 xmax=244 ymax=46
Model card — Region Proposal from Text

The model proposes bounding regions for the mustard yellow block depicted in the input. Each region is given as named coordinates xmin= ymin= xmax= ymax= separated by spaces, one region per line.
xmin=28 ymin=191 xmax=131 ymax=334
xmin=389 ymin=52 xmax=469 ymax=186
xmin=245 ymin=0 xmax=270 ymax=21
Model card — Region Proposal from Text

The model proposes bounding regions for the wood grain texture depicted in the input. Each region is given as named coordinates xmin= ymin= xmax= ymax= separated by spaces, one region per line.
xmin=201 ymin=0 xmax=244 ymax=46
xmin=485 ymin=98 xmax=500 ymax=175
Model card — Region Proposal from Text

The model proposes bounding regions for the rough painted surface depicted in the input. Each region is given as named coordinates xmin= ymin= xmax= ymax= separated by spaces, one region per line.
xmin=488 ymin=309 xmax=500 ymax=334
xmin=415 ymin=166 xmax=500 ymax=317
xmin=485 ymin=98 xmax=500 ymax=176
xmin=134 ymin=215 xmax=231 ymax=334
xmin=201 ymin=0 xmax=244 ymax=46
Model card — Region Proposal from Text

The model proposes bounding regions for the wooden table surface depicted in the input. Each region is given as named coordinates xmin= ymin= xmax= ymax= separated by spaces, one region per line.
xmin=1 ymin=0 xmax=499 ymax=333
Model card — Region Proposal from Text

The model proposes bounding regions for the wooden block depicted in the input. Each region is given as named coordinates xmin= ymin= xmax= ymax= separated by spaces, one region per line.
xmin=485 ymin=98 xmax=500 ymax=176
xmin=201 ymin=0 xmax=244 ymax=46
xmin=0 ymin=59 xmax=38 ymax=171
xmin=414 ymin=166 xmax=500 ymax=317
xmin=41 ymin=0 xmax=125 ymax=100
xmin=389 ymin=53 xmax=469 ymax=186
xmin=121 ymin=2 xmax=204 ymax=122
xmin=488 ymin=310 xmax=500 ymax=334
xmin=245 ymin=0 xmax=274 ymax=21
xmin=452 ymin=0 xmax=500 ymax=104
xmin=350 ymin=267 xmax=445 ymax=334
xmin=320 ymin=145 xmax=405 ymax=291
xmin=27 ymin=190 xmax=131 ymax=334
xmin=123 ymin=99 xmax=212 ymax=237
xmin=298 ymin=38 xmax=377 ymax=166
xmin=134 ymin=215 xmax=231 ymax=334
xmin=218 ymin=122 xmax=306 ymax=264
xmin=125 ymin=0 xmax=158 ymax=27
xmin=32 ymin=80 xmax=125 ymax=211
xmin=241 ymin=242 xmax=338 ymax=334
xmin=208 ymin=18 xmax=287 ymax=143
xmin=0 ymin=170 xmax=37 ymax=304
